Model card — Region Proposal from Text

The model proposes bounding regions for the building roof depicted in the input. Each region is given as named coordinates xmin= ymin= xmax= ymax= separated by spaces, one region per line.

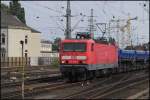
xmin=1 ymin=10 xmax=41 ymax=33
xmin=41 ymin=39 xmax=52 ymax=44
xmin=29 ymin=27 xmax=41 ymax=33
xmin=1 ymin=10 xmax=28 ymax=28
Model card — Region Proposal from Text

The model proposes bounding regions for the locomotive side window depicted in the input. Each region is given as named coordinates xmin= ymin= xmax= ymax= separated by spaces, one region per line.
xmin=63 ymin=43 xmax=86 ymax=52
xmin=91 ymin=43 xmax=94 ymax=51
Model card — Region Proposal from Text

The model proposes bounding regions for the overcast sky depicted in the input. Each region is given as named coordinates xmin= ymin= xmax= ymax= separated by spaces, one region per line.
xmin=2 ymin=1 xmax=149 ymax=45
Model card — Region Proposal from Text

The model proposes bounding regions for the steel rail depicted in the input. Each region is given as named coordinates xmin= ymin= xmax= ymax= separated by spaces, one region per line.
xmin=88 ymin=74 xmax=148 ymax=99
xmin=127 ymin=88 xmax=149 ymax=99
xmin=64 ymin=73 xmax=148 ymax=99
xmin=2 ymin=81 xmax=83 ymax=99
xmin=63 ymin=72 xmax=132 ymax=99
xmin=1 ymin=74 xmax=62 ymax=88
xmin=94 ymin=78 xmax=148 ymax=99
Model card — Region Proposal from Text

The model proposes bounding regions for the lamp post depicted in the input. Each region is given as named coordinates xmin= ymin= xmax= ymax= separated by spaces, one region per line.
xmin=20 ymin=40 xmax=24 ymax=99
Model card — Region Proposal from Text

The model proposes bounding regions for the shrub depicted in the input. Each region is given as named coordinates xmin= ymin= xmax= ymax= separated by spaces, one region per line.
xmin=51 ymin=58 xmax=59 ymax=68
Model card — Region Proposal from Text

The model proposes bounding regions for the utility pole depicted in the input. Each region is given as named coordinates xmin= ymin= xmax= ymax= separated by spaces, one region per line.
xmin=136 ymin=33 xmax=139 ymax=46
xmin=65 ymin=0 xmax=71 ymax=39
xmin=20 ymin=40 xmax=24 ymax=99
xmin=108 ymin=21 xmax=111 ymax=39
xmin=109 ymin=16 xmax=137 ymax=48
xmin=126 ymin=15 xmax=138 ymax=47
xmin=109 ymin=19 xmax=122 ymax=47
xmin=89 ymin=9 xmax=94 ymax=38
xmin=116 ymin=20 xmax=120 ymax=47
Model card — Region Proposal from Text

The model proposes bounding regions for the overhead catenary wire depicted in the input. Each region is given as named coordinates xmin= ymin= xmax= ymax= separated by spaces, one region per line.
xmin=34 ymin=2 xmax=66 ymax=31
xmin=21 ymin=1 xmax=149 ymax=43
xmin=102 ymin=3 xmax=116 ymax=19
xmin=49 ymin=16 xmax=65 ymax=32
xmin=23 ymin=2 xmax=65 ymax=31
xmin=71 ymin=15 xmax=86 ymax=32
xmin=24 ymin=1 xmax=87 ymax=35
xmin=33 ymin=2 xmax=64 ymax=14
xmin=110 ymin=2 xmax=129 ymax=17
xmin=94 ymin=2 xmax=108 ymax=21
xmin=23 ymin=6 xmax=63 ymax=40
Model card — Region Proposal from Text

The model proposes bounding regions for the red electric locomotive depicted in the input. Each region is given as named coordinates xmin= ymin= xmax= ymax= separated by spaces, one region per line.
xmin=59 ymin=35 xmax=118 ymax=82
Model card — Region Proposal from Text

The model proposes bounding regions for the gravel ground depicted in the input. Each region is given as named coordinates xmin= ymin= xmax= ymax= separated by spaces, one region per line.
xmin=100 ymin=80 xmax=149 ymax=99
xmin=2 ymin=70 xmax=148 ymax=99
xmin=28 ymin=70 xmax=149 ymax=99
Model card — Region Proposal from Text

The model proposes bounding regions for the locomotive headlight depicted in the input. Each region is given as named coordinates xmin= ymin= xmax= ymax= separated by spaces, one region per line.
xmin=61 ymin=61 xmax=65 ymax=63
xmin=62 ymin=56 xmax=71 ymax=60
xmin=77 ymin=56 xmax=87 ymax=60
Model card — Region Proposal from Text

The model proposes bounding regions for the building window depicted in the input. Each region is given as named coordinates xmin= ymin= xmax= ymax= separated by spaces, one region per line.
xmin=2 ymin=34 xmax=5 ymax=44
xmin=1 ymin=48 xmax=6 ymax=58
xmin=25 ymin=35 xmax=28 ymax=44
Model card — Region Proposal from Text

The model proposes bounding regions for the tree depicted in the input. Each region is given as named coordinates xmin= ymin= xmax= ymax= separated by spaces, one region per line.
xmin=1 ymin=3 xmax=10 ymax=12
xmin=9 ymin=0 xmax=26 ymax=24
xmin=52 ymin=38 xmax=61 ymax=51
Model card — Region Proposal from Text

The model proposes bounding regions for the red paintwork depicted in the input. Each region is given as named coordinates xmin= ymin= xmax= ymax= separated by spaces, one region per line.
xmin=94 ymin=43 xmax=118 ymax=64
xmin=59 ymin=39 xmax=118 ymax=65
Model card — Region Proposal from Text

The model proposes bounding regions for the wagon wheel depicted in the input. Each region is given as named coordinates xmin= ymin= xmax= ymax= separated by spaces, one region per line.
xmin=131 ymin=60 xmax=136 ymax=70
xmin=122 ymin=64 xmax=126 ymax=73
xmin=95 ymin=70 xmax=101 ymax=78
xmin=89 ymin=71 xmax=95 ymax=80
xmin=82 ymin=71 xmax=87 ymax=81
xmin=67 ymin=73 xmax=73 ymax=83
xmin=77 ymin=71 xmax=85 ymax=82
xmin=71 ymin=71 xmax=78 ymax=82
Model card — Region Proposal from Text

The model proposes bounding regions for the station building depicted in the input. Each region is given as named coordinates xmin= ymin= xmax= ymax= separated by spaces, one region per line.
xmin=1 ymin=10 xmax=41 ymax=65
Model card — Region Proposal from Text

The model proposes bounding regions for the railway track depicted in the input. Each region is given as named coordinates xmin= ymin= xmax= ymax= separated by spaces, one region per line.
xmin=2 ymin=72 xmax=115 ymax=99
xmin=1 ymin=79 xmax=82 ymax=99
xmin=127 ymin=88 xmax=149 ymax=99
xmin=1 ymin=81 xmax=65 ymax=99
xmin=1 ymin=69 xmax=60 ymax=82
xmin=61 ymin=71 xmax=148 ymax=99
xmin=93 ymin=77 xmax=148 ymax=99
xmin=1 ymin=65 xmax=57 ymax=72
xmin=1 ymin=73 xmax=62 ymax=88
xmin=2 ymin=70 xmax=148 ymax=99
xmin=1 ymin=65 xmax=60 ymax=87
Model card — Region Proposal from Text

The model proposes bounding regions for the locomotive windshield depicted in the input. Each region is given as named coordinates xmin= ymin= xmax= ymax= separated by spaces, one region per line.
xmin=63 ymin=43 xmax=86 ymax=52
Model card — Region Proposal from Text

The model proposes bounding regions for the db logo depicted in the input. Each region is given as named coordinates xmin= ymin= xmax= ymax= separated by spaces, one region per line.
xmin=71 ymin=56 xmax=76 ymax=59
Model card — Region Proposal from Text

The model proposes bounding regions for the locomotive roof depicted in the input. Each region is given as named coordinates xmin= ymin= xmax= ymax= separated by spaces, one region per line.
xmin=61 ymin=39 xmax=117 ymax=47
xmin=62 ymin=39 xmax=95 ymax=43
xmin=61 ymin=39 xmax=116 ymax=46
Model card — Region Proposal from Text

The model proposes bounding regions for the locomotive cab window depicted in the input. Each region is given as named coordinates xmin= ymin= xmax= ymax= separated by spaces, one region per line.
xmin=63 ymin=43 xmax=86 ymax=52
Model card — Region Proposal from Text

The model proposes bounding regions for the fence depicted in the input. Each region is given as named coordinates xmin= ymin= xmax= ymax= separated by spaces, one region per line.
xmin=38 ymin=57 xmax=58 ymax=65
xmin=1 ymin=57 xmax=59 ymax=67
xmin=1 ymin=57 xmax=30 ymax=67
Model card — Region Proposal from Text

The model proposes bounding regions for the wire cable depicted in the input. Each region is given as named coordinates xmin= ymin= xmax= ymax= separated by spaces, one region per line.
xmin=33 ymin=2 xmax=64 ymax=14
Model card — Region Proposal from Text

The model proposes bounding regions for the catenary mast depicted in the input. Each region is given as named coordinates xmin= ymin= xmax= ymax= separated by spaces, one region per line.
xmin=65 ymin=0 xmax=71 ymax=39
xmin=89 ymin=9 xmax=94 ymax=38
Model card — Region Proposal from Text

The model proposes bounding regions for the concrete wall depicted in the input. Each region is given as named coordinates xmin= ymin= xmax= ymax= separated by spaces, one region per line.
xmin=7 ymin=28 xmax=41 ymax=66
xmin=8 ymin=28 xmax=30 ymax=57
xmin=28 ymin=32 xmax=41 ymax=57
